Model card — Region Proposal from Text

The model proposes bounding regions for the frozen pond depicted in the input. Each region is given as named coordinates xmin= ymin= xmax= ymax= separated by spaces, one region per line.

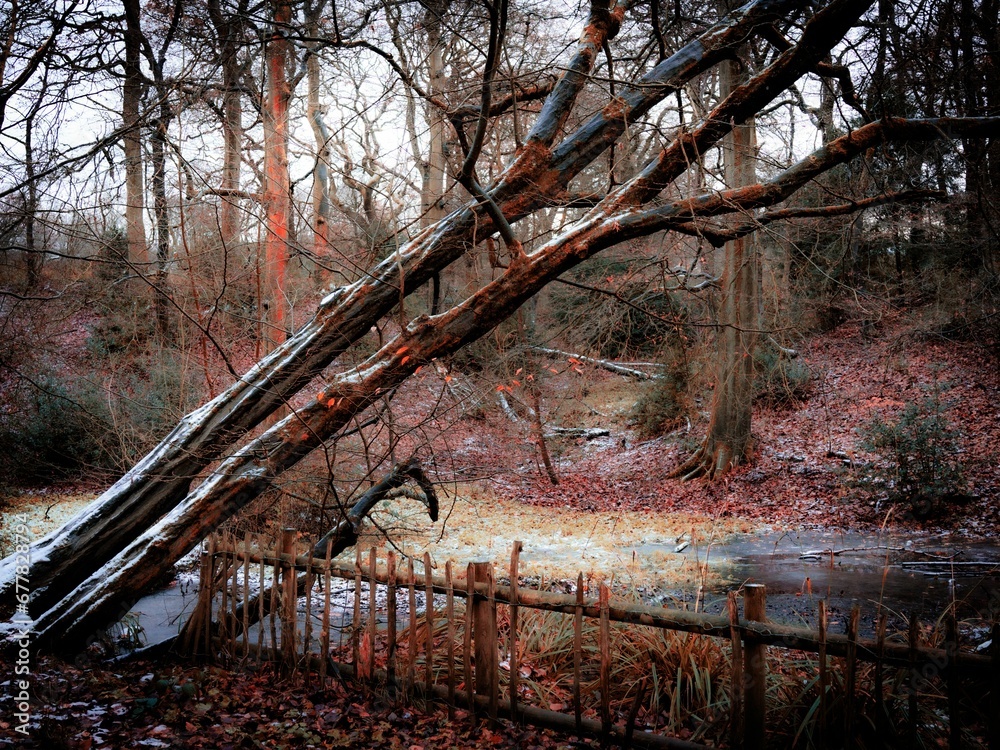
xmin=644 ymin=528 xmax=1000 ymax=638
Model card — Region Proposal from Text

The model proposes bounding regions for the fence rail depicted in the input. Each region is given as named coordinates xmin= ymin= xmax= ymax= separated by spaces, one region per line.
xmin=182 ymin=530 xmax=1000 ymax=750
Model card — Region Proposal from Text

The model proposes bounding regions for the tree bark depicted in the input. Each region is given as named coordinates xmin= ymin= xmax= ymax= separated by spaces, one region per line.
xmin=422 ymin=0 xmax=449 ymax=313
xmin=23 ymin=99 xmax=40 ymax=287
xmin=150 ymin=96 xmax=174 ymax=339
xmin=122 ymin=0 xmax=146 ymax=274
xmin=262 ymin=0 xmax=292 ymax=351
xmin=207 ymin=0 xmax=245 ymax=250
xmin=305 ymin=0 xmax=332 ymax=276
xmin=671 ymin=29 xmax=758 ymax=480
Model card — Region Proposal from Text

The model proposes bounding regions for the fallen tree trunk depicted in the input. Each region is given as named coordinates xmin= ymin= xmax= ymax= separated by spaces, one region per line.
xmin=1 ymin=0 xmax=784 ymax=617
xmin=531 ymin=345 xmax=663 ymax=380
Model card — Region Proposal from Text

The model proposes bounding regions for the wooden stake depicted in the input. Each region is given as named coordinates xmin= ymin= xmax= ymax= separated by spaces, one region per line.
xmin=280 ymin=528 xmax=297 ymax=670
xmin=424 ymin=552 xmax=435 ymax=689
xmin=387 ymin=551 xmax=397 ymax=688
xmin=230 ymin=532 xmax=240 ymax=653
xmin=599 ymin=582 xmax=611 ymax=748
xmin=509 ymin=542 xmax=522 ymax=722
xmin=242 ymin=531 xmax=251 ymax=651
xmin=728 ymin=591 xmax=744 ymax=749
xmin=446 ymin=561 xmax=456 ymax=719
xmin=368 ymin=548 xmax=378 ymax=682
xmin=320 ymin=539 xmax=333 ymax=686
xmin=352 ymin=548 xmax=362 ymax=669
xmin=406 ymin=557 xmax=417 ymax=692
xmin=742 ymin=584 xmax=767 ymax=750
xmin=989 ymin=623 xmax=999 ymax=750
xmin=946 ymin=611 xmax=962 ymax=750
xmin=473 ymin=561 xmax=498 ymax=723
xmin=218 ymin=535 xmax=229 ymax=644
xmin=874 ymin=611 xmax=887 ymax=744
xmin=185 ymin=540 xmax=210 ymax=657
xmin=817 ymin=599 xmax=828 ymax=750
xmin=256 ymin=534 xmax=265 ymax=661
xmin=624 ymin=676 xmax=648 ymax=750
xmin=845 ymin=604 xmax=859 ymax=749
xmin=268 ymin=535 xmax=280 ymax=661
xmin=303 ymin=544 xmax=315 ymax=685
xmin=464 ymin=562 xmax=475 ymax=720
xmin=908 ymin=614 xmax=920 ymax=747
xmin=202 ymin=538 xmax=215 ymax=656
xmin=574 ymin=572 xmax=584 ymax=736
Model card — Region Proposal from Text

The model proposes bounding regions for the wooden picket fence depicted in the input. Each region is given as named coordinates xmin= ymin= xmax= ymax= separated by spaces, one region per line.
xmin=181 ymin=529 xmax=1000 ymax=750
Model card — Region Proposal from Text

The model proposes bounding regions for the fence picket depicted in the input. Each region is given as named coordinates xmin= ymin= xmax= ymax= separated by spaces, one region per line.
xmin=574 ymin=572 xmax=583 ymax=736
xmin=242 ymin=532 xmax=251 ymax=652
xmin=268 ymin=536 xmax=280 ymax=661
xmin=387 ymin=550 xmax=397 ymax=688
xmin=320 ymin=539 xmax=333 ymax=685
xmin=368 ymin=548 xmax=378 ymax=682
xmin=818 ymin=599 xmax=828 ymax=750
xmin=947 ymin=612 xmax=962 ymax=750
xmin=509 ymin=541 xmax=522 ymax=723
xmin=407 ymin=557 xmax=417 ymax=694
xmin=230 ymin=532 xmax=240 ymax=654
xmin=845 ymin=605 xmax=859 ymax=749
xmin=353 ymin=549 xmax=362 ymax=669
xmin=281 ymin=530 xmax=297 ymax=671
xmin=742 ymin=584 xmax=766 ymax=750
xmin=446 ymin=561 xmax=456 ymax=719
xmin=218 ymin=534 xmax=229 ymax=644
xmin=464 ymin=562 xmax=475 ymax=719
xmin=303 ymin=544 xmax=315 ymax=685
xmin=727 ymin=591 xmax=743 ymax=749
xmin=600 ymin=582 xmax=611 ymax=747
xmin=424 ymin=552 xmax=435 ymax=689
xmin=256 ymin=534 xmax=265 ymax=661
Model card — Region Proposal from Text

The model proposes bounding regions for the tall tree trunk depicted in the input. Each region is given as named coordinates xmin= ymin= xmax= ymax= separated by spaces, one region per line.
xmin=672 ymin=52 xmax=759 ymax=480
xmin=151 ymin=108 xmax=173 ymax=339
xmin=305 ymin=0 xmax=333 ymax=277
xmin=207 ymin=0 xmax=244 ymax=251
xmin=122 ymin=0 xmax=146 ymax=274
xmin=422 ymin=1 xmax=448 ymax=313
xmin=23 ymin=103 xmax=39 ymax=287
xmin=262 ymin=0 xmax=292 ymax=351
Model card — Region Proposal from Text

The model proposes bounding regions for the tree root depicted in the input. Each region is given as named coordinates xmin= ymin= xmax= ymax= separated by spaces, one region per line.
xmin=668 ymin=441 xmax=735 ymax=481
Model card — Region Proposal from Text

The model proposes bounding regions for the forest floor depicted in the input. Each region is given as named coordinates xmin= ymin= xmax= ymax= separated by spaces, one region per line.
xmin=3 ymin=307 xmax=999 ymax=749
xmin=426 ymin=312 xmax=1000 ymax=535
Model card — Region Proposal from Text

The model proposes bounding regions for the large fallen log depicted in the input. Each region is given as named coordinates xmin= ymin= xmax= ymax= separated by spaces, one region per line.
xmin=0 ymin=0 xmax=790 ymax=618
